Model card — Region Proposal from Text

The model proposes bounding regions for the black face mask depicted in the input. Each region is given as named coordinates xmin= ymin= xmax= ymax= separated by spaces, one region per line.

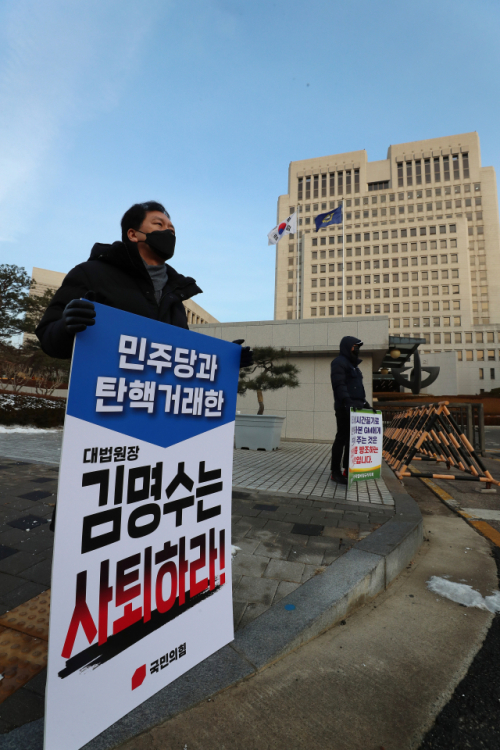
xmin=140 ymin=229 xmax=176 ymax=261
xmin=350 ymin=344 xmax=362 ymax=362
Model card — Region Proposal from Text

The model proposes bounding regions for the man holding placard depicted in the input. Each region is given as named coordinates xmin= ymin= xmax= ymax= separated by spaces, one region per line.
xmin=34 ymin=202 xmax=251 ymax=750
xmin=330 ymin=336 xmax=371 ymax=485
xmin=36 ymin=200 xmax=252 ymax=530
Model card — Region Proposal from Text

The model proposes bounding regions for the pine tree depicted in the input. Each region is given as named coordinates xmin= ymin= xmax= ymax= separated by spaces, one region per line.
xmin=238 ymin=346 xmax=299 ymax=415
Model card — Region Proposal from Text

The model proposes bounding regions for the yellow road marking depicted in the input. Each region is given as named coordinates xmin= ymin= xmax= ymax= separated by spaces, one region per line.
xmin=410 ymin=464 xmax=500 ymax=549
xmin=468 ymin=520 xmax=500 ymax=548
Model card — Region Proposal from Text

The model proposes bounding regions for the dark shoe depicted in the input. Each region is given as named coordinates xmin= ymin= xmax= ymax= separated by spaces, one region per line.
xmin=330 ymin=472 xmax=347 ymax=485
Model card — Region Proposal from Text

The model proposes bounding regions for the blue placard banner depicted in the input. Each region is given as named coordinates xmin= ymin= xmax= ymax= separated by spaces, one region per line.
xmin=67 ymin=302 xmax=241 ymax=448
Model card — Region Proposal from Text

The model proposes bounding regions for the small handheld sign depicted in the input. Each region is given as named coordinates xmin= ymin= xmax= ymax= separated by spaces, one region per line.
xmin=44 ymin=303 xmax=240 ymax=750
xmin=348 ymin=408 xmax=383 ymax=489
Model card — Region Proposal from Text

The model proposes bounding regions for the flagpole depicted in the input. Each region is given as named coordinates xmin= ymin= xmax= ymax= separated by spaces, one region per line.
xmin=300 ymin=224 xmax=305 ymax=320
xmin=342 ymin=199 xmax=345 ymax=318
xmin=296 ymin=204 xmax=300 ymax=320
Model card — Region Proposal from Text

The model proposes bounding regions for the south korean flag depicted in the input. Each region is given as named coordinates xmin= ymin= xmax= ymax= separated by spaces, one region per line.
xmin=267 ymin=211 xmax=297 ymax=245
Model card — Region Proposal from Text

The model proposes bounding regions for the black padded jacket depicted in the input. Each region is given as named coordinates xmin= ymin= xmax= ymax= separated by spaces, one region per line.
xmin=35 ymin=241 xmax=202 ymax=359
xmin=330 ymin=336 xmax=367 ymax=411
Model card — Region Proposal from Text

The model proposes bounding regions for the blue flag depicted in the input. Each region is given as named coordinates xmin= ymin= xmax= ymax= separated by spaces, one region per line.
xmin=314 ymin=205 xmax=342 ymax=231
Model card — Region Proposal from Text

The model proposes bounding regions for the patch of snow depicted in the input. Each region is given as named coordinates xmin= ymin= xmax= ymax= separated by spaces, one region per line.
xmin=0 ymin=425 xmax=62 ymax=433
xmin=484 ymin=591 xmax=500 ymax=613
xmin=427 ymin=576 xmax=500 ymax=613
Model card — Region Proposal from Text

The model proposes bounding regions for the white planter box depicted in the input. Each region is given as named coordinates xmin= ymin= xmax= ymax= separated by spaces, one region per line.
xmin=234 ymin=414 xmax=285 ymax=451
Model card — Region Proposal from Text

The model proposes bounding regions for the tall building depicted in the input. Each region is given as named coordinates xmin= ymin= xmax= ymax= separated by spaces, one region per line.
xmin=274 ymin=132 xmax=500 ymax=394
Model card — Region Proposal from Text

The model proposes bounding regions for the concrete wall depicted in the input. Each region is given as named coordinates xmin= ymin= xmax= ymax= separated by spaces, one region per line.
xmin=233 ymin=353 xmax=373 ymax=442
xmin=191 ymin=317 xmax=388 ymax=442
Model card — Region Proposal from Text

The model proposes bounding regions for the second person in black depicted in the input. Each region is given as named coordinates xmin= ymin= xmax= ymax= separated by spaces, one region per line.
xmin=330 ymin=336 xmax=371 ymax=485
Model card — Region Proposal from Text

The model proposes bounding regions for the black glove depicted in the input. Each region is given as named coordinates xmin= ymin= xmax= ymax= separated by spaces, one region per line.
xmin=232 ymin=339 xmax=254 ymax=369
xmin=62 ymin=298 xmax=96 ymax=333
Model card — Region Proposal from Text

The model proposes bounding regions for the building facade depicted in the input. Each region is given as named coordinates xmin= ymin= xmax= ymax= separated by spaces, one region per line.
xmin=274 ymin=133 xmax=500 ymax=395
xmin=30 ymin=267 xmax=218 ymax=325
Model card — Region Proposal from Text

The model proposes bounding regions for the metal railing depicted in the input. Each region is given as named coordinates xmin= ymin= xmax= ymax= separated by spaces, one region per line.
xmin=378 ymin=401 xmax=485 ymax=456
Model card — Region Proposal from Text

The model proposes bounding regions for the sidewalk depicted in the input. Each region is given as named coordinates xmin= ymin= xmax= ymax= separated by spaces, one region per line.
xmin=231 ymin=441 xmax=395 ymax=629
xmin=233 ymin=440 xmax=394 ymax=504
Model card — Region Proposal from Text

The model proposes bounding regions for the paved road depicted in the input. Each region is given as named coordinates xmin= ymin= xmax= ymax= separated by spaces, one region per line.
xmin=485 ymin=426 xmax=500 ymax=450
xmin=0 ymin=430 xmax=62 ymax=465
xmin=117 ymin=480 xmax=498 ymax=750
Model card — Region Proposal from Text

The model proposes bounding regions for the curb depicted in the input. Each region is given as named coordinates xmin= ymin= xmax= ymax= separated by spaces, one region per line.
xmin=0 ymin=463 xmax=423 ymax=750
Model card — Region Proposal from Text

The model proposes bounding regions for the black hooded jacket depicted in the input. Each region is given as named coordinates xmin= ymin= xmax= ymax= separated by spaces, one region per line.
xmin=35 ymin=241 xmax=202 ymax=359
xmin=330 ymin=336 xmax=367 ymax=411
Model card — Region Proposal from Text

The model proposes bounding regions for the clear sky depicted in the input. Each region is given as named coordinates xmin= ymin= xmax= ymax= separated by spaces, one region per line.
xmin=1 ymin=0 xmax=499 ymax=323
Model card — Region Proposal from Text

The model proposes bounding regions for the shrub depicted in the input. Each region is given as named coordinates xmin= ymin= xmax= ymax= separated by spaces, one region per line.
xmin=0 ymin=392 xmax=65 ymax=428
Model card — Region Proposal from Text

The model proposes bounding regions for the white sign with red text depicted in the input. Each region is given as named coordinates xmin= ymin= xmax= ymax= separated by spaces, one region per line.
xmin=348 ymin=408 xmax=383 ymax=489
xmin=45 ymin=303 xmax=240 ymax=750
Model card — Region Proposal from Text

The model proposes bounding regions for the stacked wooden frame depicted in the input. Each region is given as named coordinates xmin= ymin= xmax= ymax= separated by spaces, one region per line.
xmin=383 ymin=402 xmax=499 ymax=488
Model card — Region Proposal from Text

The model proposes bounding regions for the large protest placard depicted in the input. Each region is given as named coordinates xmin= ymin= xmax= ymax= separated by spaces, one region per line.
xmin=348 ymin=408 xmax=383 ymax=489
xmin=45 ymin=303 xmax=241 ymax=750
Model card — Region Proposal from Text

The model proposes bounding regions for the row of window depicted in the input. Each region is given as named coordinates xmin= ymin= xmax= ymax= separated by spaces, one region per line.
xmin=290 ymin=175 xmax=481 ymax=206
xmin=341 ymin=204 xmax=481 ymax=220
xmin=313 ymin=271 xmax=459 ymax=283
xmin=309 ymin=294 xmax=461 ymax=312
xmin=287 ymin=297 xmax=496 ymax=341
xmin=423 ymin=331 xmax=498 ymax=344
xmin=479 ymin=369 xmax=496 ymax=380
xmin=397 ymin=154 xmax=469 ymax=187
xmin=310 ymin=270 xmax=459 ymax=282
xmin=308 ymin=282 xmax=460 ymax=297
xmin=306 ymin=225 xmax=459 ymax=245
xmin=310 ymin=241 xmax=458 ymax=256
xmin=402 ymin=357 xmax=496 ymax=375
xmin=391 ymin=317 xmax=462 ymax=328
xmin=299 ymin=208 xmax=464 ymax=227
xmin=292 ymin=182 xmax=480 ymax=214
xmin=308 ymin=274 xmax=460 ymax=299
xmin=368 ymin=181 xmax=390 ymax=191
xmin=429 ymin=340 xmax=498 ymax=353
xmin=296 ymin=156 xmax=472 ymax=199
xmin=311 ymin=256 xmax=459 ymax=272
xmin=298 ymin=170 xmax=361 ymax=199
xmin=470 ymin=271 xmax=489 ymax=281
xmin=347 ymin=226 xmax=456 ymax=241
xmin=298 ymin=219 xmax=482 ymax=241
xmin=309 ymin=305 xmax=463 ymax=325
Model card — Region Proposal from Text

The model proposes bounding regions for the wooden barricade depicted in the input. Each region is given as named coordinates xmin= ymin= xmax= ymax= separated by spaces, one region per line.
xmin=383 ymin=401 xmax=499 ymax=487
